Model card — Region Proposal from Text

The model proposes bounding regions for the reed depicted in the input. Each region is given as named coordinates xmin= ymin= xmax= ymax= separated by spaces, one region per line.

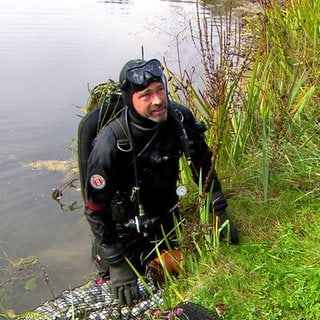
xmin=169 ymin=0 xmax=319 ymax=202
xmin=167 ymin=0 xmax=320 ymax=318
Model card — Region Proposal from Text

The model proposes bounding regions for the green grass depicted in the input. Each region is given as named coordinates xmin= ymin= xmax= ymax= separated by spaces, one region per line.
xmin=183 ymin=203 xmax=320 ymax=319
xmin=164 ymin=0 xmax=320 ymax=319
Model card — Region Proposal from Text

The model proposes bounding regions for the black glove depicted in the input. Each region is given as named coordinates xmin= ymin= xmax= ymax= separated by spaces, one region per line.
xmin=211 ymin=191 xmax=228 ymax=212
xmin=110 ymin=260 xmax=140 ymax=305
xmin=215 ymin=210 xmax=239 ymax=244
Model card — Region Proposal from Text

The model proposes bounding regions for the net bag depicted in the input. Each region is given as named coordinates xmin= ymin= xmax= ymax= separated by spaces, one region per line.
xmin=24 ymin=278 xmax=219 ymax=320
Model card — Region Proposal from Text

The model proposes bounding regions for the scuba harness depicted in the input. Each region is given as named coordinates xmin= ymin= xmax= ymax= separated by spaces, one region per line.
xmin=107 ymin=103 xmax=194 ymax=237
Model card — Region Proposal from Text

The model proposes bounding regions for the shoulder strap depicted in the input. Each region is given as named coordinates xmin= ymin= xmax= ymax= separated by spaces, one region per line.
xmin=108 ymin=108 xmax=144 ymax=222
xmin=97 ymin=93 xmax=124 ymax=134
xmin=108 ymin=106 xmax=133 ymax=153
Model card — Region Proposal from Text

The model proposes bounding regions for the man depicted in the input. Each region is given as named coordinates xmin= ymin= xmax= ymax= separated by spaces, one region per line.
xmin=84 ymin=58 xmax=238 ymax=305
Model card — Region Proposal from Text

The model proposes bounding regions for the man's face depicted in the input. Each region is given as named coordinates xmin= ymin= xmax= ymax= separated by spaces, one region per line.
xmin=132 ymin=82 xmax=168 ymax=123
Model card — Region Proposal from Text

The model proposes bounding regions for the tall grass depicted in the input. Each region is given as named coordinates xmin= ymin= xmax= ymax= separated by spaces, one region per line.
xmin=167 ymin=0 xmax=320 ymax=318
xmin=169 ymin=0 xmax=319 ymax=202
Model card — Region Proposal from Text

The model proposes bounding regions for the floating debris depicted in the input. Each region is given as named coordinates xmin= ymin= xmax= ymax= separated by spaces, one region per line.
xmin=24 ymin=160 xmax=75 ymax=172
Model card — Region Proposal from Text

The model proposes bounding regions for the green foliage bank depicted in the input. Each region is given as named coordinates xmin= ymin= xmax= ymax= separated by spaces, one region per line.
xmin=166 ymin=0 xmax=319 ymax=319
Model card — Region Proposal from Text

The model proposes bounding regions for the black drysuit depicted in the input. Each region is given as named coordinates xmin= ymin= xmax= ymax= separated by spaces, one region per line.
xmin=84 ymin=101 xmax=227 ymax=276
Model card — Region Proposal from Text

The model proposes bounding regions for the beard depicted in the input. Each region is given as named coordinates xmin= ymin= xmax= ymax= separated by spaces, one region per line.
xmin=149 ymin=111 xmax=168 ymax=123
xmin=148 ymin=101 xmax=168 ymax=123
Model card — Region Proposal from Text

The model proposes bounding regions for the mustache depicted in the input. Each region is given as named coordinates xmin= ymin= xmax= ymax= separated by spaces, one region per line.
xmin=150 ymin=101 xmax=168 ymax=111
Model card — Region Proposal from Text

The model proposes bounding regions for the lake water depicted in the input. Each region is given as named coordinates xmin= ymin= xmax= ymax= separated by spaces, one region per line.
xmin=0 ymin=0 xmax=227 ymax=313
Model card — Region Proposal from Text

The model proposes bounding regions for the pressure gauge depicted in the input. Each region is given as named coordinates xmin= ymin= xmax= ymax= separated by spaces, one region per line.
xmin=176 ymin=185 xmax=187 ymax=197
